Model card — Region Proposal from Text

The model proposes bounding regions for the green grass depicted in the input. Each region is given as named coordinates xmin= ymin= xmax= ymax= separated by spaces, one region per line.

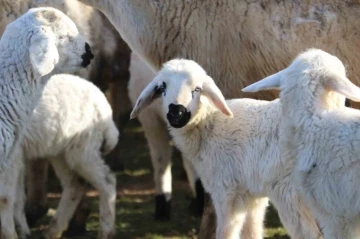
xmin=28 ymin=119 xmax=289 ymax=239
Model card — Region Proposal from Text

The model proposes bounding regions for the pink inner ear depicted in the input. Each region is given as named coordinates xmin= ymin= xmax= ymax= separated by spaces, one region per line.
xmin=213 ymin=99 xmax=233 ymax=116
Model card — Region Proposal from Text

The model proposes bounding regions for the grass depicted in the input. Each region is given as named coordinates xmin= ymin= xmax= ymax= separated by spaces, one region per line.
xmin=28 ymin=119 xmax=289 ymax=239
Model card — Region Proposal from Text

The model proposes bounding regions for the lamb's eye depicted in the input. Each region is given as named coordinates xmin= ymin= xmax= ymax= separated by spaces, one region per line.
xmin=194 ymin=87 xmax=201 ymax=92
xmin=155 ymin=82 xmax=167 ymax=95
xmin=59 ymin=35 xmax=66 ymax=40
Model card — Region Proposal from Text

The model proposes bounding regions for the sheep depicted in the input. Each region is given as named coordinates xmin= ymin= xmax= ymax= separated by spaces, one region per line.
xmin=0 ymin=0 xmax=130 ymax=229
xmin=9 ymin=73 xmax=118 ymax=239
xmin=0 ymin=6 xmax=93 ymax=238
xmin=128 ymin=52 xmax=203 ymax=219
xmin=49 ymin=0 xmax=360 ymax=225
xmin=242 ymin=48 xmax=360 ymax=239
xmin=129 ymin=59 xmax=323 ymax=239
xmin=0 ymin=5 xmax=93 ymax=171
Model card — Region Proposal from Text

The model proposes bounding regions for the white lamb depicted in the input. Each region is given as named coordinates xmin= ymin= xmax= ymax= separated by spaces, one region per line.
xmin=8 ymin=74 xmax=118 ymax=239
xmin=0 ymin=6 xmax=93 ymax=168
xmin=128 ymin=52 xmax=202 ymax=219
xmin=0 ymin=6 xmax=93 ymax=239
xmin=242 ymin=48 xmax=360 ymax=239
xmin=130 ymin=59 xmax=322 ymax=239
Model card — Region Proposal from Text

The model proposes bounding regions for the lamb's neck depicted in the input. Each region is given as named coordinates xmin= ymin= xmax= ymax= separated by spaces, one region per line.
xmin=0 ymin=57 xmax=46 ymax=130
xmin=169 ymin=105 xmax=217 ymax=164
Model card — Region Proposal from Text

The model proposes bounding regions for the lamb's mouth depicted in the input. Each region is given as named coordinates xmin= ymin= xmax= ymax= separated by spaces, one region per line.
xmin=167 ymin=111 xmax=191 ymax=128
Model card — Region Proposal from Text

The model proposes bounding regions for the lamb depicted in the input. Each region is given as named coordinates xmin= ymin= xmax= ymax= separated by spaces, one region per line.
xmin=0 ymin=6 xmax=93 ymax=239
xmin=9 ymin=73 xmax=118 ymax=239
xmin=0 ymin=5 xmax=93 ymax=169
xmin=0 ymin=0 xmax=129 ymax=228
xmin=130 ymin=59 xmax=322 ymax=239
xmin=242 ymin=48 xmax=360 ymax=239
xmin=128 ymin=52 xmax=202 ymax=219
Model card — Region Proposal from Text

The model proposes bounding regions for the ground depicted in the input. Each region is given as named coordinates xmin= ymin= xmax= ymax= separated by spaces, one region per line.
xmin=28 ymin=119 xmax=289 ymax=239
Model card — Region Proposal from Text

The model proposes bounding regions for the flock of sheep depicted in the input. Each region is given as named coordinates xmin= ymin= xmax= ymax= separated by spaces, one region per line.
xmin=0 ymin=0 xmax=360 ymax=239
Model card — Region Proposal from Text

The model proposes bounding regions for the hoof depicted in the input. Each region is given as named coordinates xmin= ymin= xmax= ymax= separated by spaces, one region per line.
xmin=25 ymin=204 xmax=49 ymax=227
xmin=195 ymin=179 xmax=205 ymax=216
xmin=345 ymin=98 xmax=352 ymax=107
xmin=154 ymin=194 xmax=171 ymax=221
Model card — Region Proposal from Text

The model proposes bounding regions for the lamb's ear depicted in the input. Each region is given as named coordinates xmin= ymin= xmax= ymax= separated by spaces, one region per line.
xmin=202 ymin=76 xmax=233 ymax=117
xmin=29 ymin=28 xmax=59 ymax=77
xmin=242 ymin=70 xmax=285 ymax=92
xmin=130 ymin=78 xmax=162 ymax=119
xmin=326 ymin=76 xmax=360 ymax=102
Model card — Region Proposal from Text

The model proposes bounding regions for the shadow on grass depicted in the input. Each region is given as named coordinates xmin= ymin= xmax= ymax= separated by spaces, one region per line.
xmin=28 ymin=119 xmax=289 ymax=239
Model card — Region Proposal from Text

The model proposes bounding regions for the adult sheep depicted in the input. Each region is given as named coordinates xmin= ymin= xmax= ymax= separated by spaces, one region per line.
xmin=40 ymin=0 xmax=360 ymax=232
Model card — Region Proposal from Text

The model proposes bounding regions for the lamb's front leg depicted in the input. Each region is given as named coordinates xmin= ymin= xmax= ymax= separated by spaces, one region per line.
xmin=270 ymin=176 xmax=322 ymax=239
xmin=241 ymin=197 xmax=268 ymax=239
xmin=213 ymin=193 xmax=248 ymax=239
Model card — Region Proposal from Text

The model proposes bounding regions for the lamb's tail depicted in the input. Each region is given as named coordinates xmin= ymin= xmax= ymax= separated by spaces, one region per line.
xmin=101 ymin=120 xmax=120 ymax=156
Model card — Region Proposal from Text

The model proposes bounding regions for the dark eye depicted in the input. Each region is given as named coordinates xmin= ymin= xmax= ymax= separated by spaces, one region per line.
xmin=155 ymin=82 xmax=167 ymax=95
xmin=194 ymin=86 xmax=201 ymax=92
xmin=59 ymin=35 xmax=66 ymax=40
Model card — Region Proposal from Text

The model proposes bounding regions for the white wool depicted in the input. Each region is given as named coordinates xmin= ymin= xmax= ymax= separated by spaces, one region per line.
xmin=0 ymin=7 xmax=90 ymax=239
xmin=113 ymin=0 xmax=360 ymax=222
xmin=2 ymin=74 xmax=118 ymax=239
xmin=131 ymin=59 xmax=322 ymax=239
xmin=244 ymin=48 xmax=360 ymax=239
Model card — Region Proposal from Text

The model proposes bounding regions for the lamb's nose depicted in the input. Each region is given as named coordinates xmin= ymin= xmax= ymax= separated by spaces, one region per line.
xmin=168 ymin=104 xmax=187 ymax=118
xmin=81 ymin=42 xmax=94 ymax=67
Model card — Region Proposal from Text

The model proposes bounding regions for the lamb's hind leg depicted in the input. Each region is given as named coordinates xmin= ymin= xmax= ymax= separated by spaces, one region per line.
xmin=25 ymin=158 xmax=49 ymax=227
xmin=73 ymin=153 xmax=116 ymax=239
xmin=241 ymin=198 xmax=268 ymax=239
xmin=44 ymin=156 xmax=87 ymax=239
xmin=138 ymin=108 xmax=173 ymax=220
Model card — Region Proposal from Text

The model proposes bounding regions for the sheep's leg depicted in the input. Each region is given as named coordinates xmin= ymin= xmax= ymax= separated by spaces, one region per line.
xmin=0 ymin=163 xmax=19 ymax=239
xmin=182 ymin=158 xmax=204 ymax=216
xmin=213 ymin=194 xmax=247 ymax=239
xmin=270 ymin=177 xmax=323 ymax=239
xmin=44 ymin=157 xmax=87 ymax=239
xmin=320 ymin=219 xmax=348 ymax=239
xmin=73 ymin=154 xmax=116 ymax=239
xmin=63 ymin=195 xmax=91 ymax=237
xmin=241 ymin=198 xmax=268 ymax=239
xmin=138 ymin=110 xmax=173 ymax=220
xmin=1 ymin=199 xmax=17 ymax=239
xmin=25 ymin=158 xmax=49 ymax=226
xmin=198 ymin=193 xmax=217 ymax=239
xmin=14 ymin=161 xmax=31 ymax=239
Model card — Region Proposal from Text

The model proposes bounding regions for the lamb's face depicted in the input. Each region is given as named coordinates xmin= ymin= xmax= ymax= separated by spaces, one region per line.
xmin=34 ymin=7 xmax=94 ymax=73
xmin=157 ymin=71 xmax=204 ymax=128
xmin=130 ymin=59 xmax=233 ymax=128
xmin=5 ymin=7 xmax=94 ymax=77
